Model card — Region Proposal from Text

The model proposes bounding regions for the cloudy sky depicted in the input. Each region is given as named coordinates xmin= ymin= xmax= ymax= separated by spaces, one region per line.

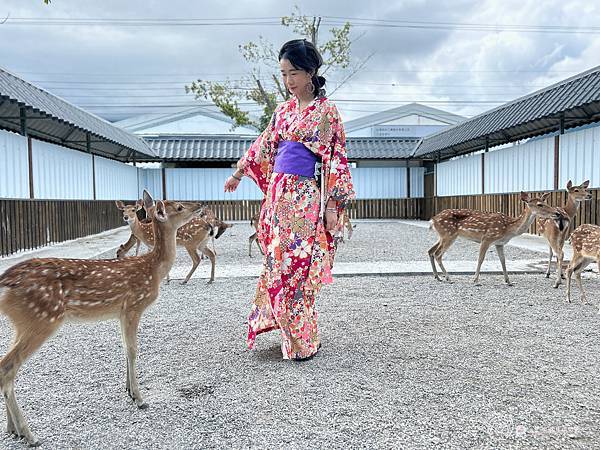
xmin=0 ymin=0 xmax=598 ymax=126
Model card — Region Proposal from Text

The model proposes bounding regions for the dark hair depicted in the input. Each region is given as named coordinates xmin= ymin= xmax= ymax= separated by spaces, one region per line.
xmin=278 ymin=39 xmax=326 ymax=97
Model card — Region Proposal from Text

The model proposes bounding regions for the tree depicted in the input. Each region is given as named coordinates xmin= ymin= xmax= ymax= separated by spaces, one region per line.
xmin=186 ymin=7 xmax=368 ymax=131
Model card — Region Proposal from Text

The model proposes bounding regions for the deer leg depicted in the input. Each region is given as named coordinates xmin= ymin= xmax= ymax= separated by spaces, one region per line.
xmin=545 ymin=245 xmax=554 ymax=278
xmin=182 ymin=246 xmax=201 ymax=285
xmin=200 ymin=245 xmax=216 ymax=283
xmin=554 ymin=247 xmax=565 ymax=288
xmin=0 ymin=323 xmax=57 ymax=446
xmin=134 ymin=238 xmax=141 ymax=257
xmin=473 ymin=240 xmax=493 ymax=285
xmin=249 ymin=233 xmax=257 ymax=257
xmin=495 ymin=245 xmax=512 ymax=286
xmin=433 ymin=236 xmax=456 ymax=282
xmin=428 ymin=241 xmax=442 ymax=281
xmin=120 ymin=311 xmax=147 ymax=409
xmin=566 ymin=263 xmax=573 ymax=303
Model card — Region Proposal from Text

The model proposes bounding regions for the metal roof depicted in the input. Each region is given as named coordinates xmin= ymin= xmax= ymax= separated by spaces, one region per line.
xmin=114 ymin=103 xmax=259 ymax=134
xmin=344 ymin=103 xmax=465 ymax=133
xmin=0 ymin=67 xmax=155 ymax=160
xmin=140 ymin=135 xmax=420 ymax=161
xmin=414 ymin=65 xmax=600 ymax=160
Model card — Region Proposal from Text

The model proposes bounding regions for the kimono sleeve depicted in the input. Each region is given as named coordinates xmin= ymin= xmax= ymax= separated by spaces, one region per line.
xmin=321 ymin=105 xmax=355 ymax=211
xmin=236 ymin=112 xmax=278 ymax=194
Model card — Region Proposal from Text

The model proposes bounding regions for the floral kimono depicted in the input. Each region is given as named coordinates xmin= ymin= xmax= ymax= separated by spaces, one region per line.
xmin=238 ymin=96 xmax=355 ymax=360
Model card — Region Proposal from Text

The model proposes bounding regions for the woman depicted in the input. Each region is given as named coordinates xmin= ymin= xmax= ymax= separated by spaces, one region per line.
xmin=224 ymin=39 xmax=354 ymax=361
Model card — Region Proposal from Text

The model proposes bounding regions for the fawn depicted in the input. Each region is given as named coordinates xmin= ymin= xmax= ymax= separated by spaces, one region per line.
xmin=537 ymin=180 xmax=591 ymax=287
xmin=566 ymin=223 xmax=600 ymax=312
xmin=429 ymin=192 xmax=566 ymax=285
xmin=0 ymin=191 xmax=201 ymax=446
xmin=116 ymin=200 xmax=216 ymax=283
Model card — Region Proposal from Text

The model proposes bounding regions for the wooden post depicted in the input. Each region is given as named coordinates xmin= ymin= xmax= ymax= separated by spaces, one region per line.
xmin=482 ymin=138 xmax=488 ymax=195
xmin=88 ymin=134 xmax=96 ymax=200
xmin=161 ymin=166 xmax=167 ymax=200
xmin=19 ymin=109 xmax=35 ymax=199
xmin=554 ymin=115 xmax=565 ymax=191
xmin=406 ymin=165 xmax=411 ymax=199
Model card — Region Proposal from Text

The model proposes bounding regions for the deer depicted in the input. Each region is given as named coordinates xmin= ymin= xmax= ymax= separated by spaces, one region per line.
xmin=566 ymin=224 xmax=600 ymax=312
xmin=199 ymin=207 xmax=233 ymax=260
xmin=0 ymin=191 xmax=201 ymax=446
xmin=115 ymin=200 xmax=216 ymax=284
xmin=537 ymin=180 xmax=591 ymax=288
xmin=248 ymin=211 xmax=263 ymax=257
xmin=428 ymin=192 xmax=567 ymax=286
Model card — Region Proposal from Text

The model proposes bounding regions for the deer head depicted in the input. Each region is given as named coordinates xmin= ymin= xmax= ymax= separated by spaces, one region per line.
xmin=566 ymin=180 xmax=592 ymax=202
xmin=115 ymin=200 xmax=142 ymax=225
xmin=521 ymin=191 xmax=567 ymax=231
xmin=142 ymin=190 xmax=202 ymax=233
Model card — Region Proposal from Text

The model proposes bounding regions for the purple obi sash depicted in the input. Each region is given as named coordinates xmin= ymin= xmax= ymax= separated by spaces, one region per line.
xmin=273 ymin=140 xmax=318 ymax=178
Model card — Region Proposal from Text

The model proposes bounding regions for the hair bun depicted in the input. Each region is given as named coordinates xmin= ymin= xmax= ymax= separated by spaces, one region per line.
xmin=315 ymin=75 xmax=326 ymax=87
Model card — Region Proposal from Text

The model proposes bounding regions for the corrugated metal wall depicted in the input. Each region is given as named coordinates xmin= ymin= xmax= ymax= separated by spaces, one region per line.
xmin=33 ymin=140 xmax=94 ymax=199
xmin=95 ymin=156 xmax=139 ymax=200
xmin=1 ymin=133 xmax=426 ymax=201
xmin=560 ymin=124 xmax=600 ymax=187
xmin=165 ymin=168 xmax=263 ymax=200
xmin=436 ymin=154 xmax=482 ymax=196
xmin=139 ymin=168 xmax=163 ymax=200
xmin=0 ymin=130 xmax=29 ymax=198
xmin=351 ymin=167 xmax=407 ymax=199
xmin=410 ymin=167 xmax=425 ymax=198
xmin=485 ymin=136 xmax=554 ymax=193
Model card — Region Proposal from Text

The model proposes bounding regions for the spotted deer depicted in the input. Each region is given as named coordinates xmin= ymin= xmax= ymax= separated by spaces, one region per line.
xmin=116 ymin=200 xmax=216 ymax=283
xmin=566 ymin=224 xmax=600 ymax=311
xmin=248 ymin=211 xmax=262 ymax=257
xmin=428 ymin=192 xmax=566 ymax=285
xmin=537 ymin=180 xmax=591 ymax=287
xmin=0 ymin=191 xmax=201 ymax=446
xmin=199 ymin=207 xmax=233 ymax=261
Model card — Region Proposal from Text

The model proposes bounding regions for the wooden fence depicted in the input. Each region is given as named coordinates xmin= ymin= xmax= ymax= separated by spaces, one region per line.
xmin=0 ymin=199 xmax=124 ymax=257
xmin=2 ymin=191 xmax=600 ymax=256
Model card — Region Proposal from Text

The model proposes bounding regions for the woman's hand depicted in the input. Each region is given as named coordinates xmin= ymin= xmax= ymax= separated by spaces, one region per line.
xmin=224 ymin=172 xmax=242 ymax=192
xmin=325 ymin=209 xmax=338 ymax=231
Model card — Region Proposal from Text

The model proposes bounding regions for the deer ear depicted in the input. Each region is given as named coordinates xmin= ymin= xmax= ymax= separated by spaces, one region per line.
xmin=520 ymin=191 xmax=530 ymax=202
xmin=143 ymin=190 xmax=154 ymax=211
xmin=115 ymin=200 xmax=125 ymax=210
xmin=541 ymin=192 xmax=551 ymax=202
xmin=154 ymin=200 xmax=168 ymax=222
xmin=566 ymin=180 xmax=573 ymax=189
xmin=135 ymin=199 xmax=144 ymax=211
xmin=583 ymin=180 xmax=590 ymax=188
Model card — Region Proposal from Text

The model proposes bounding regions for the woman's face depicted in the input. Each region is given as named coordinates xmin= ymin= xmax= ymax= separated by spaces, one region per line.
xmin=279 ymin=58 xmax=312 ymax=96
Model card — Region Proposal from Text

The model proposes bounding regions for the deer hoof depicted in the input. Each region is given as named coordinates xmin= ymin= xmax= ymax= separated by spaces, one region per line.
xmin=180 ymin=280 xmax=189 ymax=285
xmin=506 ymin=282 xmax=514 ymax=287
xmin=137 ymin=401 xmax=149 ymax=410
xmin=545 ymin=273 xmax=550 ymax=278
xmin=27 ymin=438 xmax=42 ymax=448
xmin=553 ymin=282 xmax=561 ymax=289
xmin=207 ymin=279 xmax=214 ymax=284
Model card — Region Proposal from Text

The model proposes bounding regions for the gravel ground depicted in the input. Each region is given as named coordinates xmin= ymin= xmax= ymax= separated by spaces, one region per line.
xmin=1 ymin=222 xmax=599 ymax=449
xmin=100 ymin=220 xmax=548 ymax=277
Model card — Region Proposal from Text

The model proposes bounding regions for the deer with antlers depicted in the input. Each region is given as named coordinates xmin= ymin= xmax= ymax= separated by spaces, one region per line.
xmin=115 ymin=200 xmax=216 ymax=283
xmin=566 ymin=224 xmax=600 ymax=311
xmin=537 ymin=180 xmax=591 ymax=288
xmin=428 ymin=192 xmax=566 ymax=285
xmin=0 ymin=191 xmax=201 ymax=446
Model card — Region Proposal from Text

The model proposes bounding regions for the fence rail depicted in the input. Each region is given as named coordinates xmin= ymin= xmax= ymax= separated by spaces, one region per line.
xmin=0 ymin=199 xmax=124 ymax=257
xmin=2 ymin=191 xmax=600 ymax=256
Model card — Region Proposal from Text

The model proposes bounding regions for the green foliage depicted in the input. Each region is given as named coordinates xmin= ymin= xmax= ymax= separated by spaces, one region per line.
xmin=186 ymin=6 xmax=354 ymax=131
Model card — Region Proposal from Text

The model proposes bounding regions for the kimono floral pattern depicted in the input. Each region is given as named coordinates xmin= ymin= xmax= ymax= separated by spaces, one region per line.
xmin=238 ymin=96 xmax=355 ymax=359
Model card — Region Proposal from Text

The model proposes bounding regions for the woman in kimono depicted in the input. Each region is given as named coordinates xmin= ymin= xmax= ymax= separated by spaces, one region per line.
xmin=224 ymin=39 xmax=354 ymax=361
